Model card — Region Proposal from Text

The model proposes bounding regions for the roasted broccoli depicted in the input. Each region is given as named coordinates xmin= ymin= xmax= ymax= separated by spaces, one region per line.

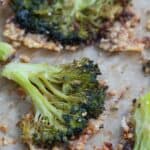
xmin=121 ymin=93 xmax=150 ymax=150
xmin=133 ymin=92 xmax=150 ymax=150
xmin=2 ymin=58 xmax=107 ymax=148
xmin=11 ymin=0 xmax=127 ymax=45
xmin=0 ymin=41 xmax=15 ymax=61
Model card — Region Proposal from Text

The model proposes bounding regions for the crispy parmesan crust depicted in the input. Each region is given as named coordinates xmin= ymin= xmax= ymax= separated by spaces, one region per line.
xmin=4 ymin=18 xmax=144 ymax=53
xmin=99 ymin=8 xmax=145 ymax=53
xmin=3 ymin=5 xmax=144 ymax=52
xmin=99 ymin=22 xmax=144 ymax=52
xmin=3 ymin=22 xmax=64 ymax=52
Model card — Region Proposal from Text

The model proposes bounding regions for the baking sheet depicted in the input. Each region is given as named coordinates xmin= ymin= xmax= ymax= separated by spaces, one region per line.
xmin=0 ymin=0 xmax=150 ymax=149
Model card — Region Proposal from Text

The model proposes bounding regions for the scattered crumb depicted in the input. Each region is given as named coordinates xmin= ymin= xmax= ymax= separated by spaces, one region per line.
xmin=146 ymin=19 xmax=150 ymax=31
xmin=119 ymin=115 xmax=135 ymax=150
xmin=19 ymin=55 xmax=31 ymax=63
xmin=142 ymin=36 xmax=150 ymax=49
xmin=117 ymin=144 xmax=123 ymax=150
xmin=16 ymin=87 xmax=26 ymax=99
xmin=69 ymin=113 xmax=106 ymax=150
xmin=102 ymin=142 xmax=113 ymax=150
xmin=118 ymin=86 xmax=130 ymax=100
xmin=99 ymin=80 xmax=108 ymax=88
xmin=107 ymin=90 xmax=117 ymax=97
xmin=52 ymin=146 xmax=63 ymax=150
xmin=142 ymin=60 xmax=150 ymax=75
xmin=0 ymin=124 xmax=8 ymax=133
xmin=0 ymin=0 xmax=10 ymax=6
xmin=12 ymin=41 xmax=21 ymax=48
xmin=109 ymin=104 xmax=119 ymax=111
xmin=65 ymin=45 xmax=79 ymax=51
xmin=0 ymin=136 xmax=16 ymax=146
xmin=121 ymin=117 xmax=129 ymax=132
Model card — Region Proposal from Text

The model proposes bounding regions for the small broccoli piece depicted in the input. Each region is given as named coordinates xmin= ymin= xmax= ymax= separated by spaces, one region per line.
xmin=0 ymin=41 xmax=15 ymax=61
xmin=11 ymin=0 xmax=127 ymax=45
xmin=133 ymin=92 xmax=150 ymax=150
xmin=2 ymin=58 xmax=106 ymax=148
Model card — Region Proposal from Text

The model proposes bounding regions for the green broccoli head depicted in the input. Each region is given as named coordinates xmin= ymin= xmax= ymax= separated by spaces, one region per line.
xmin=0 ymin=41 xmax=15 ymax=61
xmin=11 ymin=0 xmax=125 ymax=45
xmin=133 ymin=93 xmax=150 ymax=150
xmin=2 ymin=58 xmax=107 ymax=148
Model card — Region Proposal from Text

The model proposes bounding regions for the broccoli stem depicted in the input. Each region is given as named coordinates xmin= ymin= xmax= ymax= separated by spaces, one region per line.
xmin=30 ymin=77 xmax=54 ymax=99
xmin=0 ymin=42 xmax=15 ymax=61
xmin=30 ymin=77 xmax=71 ymax=111
xmin=13 ymin=73 xmax=65 ymax=128
xmin=134 ymin=93 xmax=150 ymax=150
xmin=40 ymin=75 xmax=82 ymax=103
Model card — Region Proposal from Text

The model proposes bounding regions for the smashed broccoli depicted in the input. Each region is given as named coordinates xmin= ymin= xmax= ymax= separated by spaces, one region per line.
xmin=133 ymin=92 xmax=150 ymax=150
xmin=11 ymin=0 xmax=126 ymax=45
xmin=0 ymin=41 xmax=15 ymax=61
xmin=2 ymin=58 xmax=107 ymax=148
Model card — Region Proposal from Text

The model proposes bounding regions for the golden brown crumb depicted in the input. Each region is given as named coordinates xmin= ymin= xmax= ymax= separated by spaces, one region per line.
xmin=142 ymin=37 xmax=150 ymax=49
xmin=69 ymin=113 xmax=106 ymax=150
xmin=107 ymin=90 xmax=117 ymax=97
xmin=0 ymin=136 xmax=16 ymax=146
xmin=117 ymin=144 xmax=123 ymax=150
xmin=0 ymin=124 xmax=8 ymax=133
xmin=0 ymin=0 xmax=10 ymax=6
xmin=52 ymin=146 xmax=62 ymax=150
xmin=12 ymin=41 xmax=21 ymax=48
xmin=99 ymin=80 xmax=108 ymax=87
xmin=121 ymin=117 xmax=130 ymax=132
xmin=146 ymin=19 xmax=150 ymax=31
xmin=118 ymin=86 xmax=130 ymax=100
xmin=119 ymin=115 xmax=135 ymax=150
xmin=102 ymin=142 xmax=113 ymax=150
xmin=110 ymin=104 xmax=119 ymax=111
xmin=127 ymin=133 xmax=133 ymax=139
xmin=65 ymin=45 xmax=79 ymax=51
xmin=16 ymin=87 xmax=26 ymax=99
xmin=19 ymin=55 xmax=31 ymax=63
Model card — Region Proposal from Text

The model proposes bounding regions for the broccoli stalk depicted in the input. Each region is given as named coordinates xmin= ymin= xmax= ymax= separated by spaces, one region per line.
xmin=133 ymin=92 xmax=150 ymax=150
xmin=0 ymin=41 xmax=15 ymax=61
xmin=2 ymin=58 xmax=106 ymax=147
xmin=11 ymin=0 xmax=126 ymax=45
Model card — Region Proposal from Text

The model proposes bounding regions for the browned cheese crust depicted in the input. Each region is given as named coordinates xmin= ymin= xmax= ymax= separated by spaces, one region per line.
xmin=99 ymin=7 xmax=145 ymax=53
xmin=3 ymin=5 xmax=145 ymax=52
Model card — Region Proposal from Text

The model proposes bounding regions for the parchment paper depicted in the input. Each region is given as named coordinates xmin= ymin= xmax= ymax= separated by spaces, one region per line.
xmin=0 ymin=0 xmax=150 ymax=149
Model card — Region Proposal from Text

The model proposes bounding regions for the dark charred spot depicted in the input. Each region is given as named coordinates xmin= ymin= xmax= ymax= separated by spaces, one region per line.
xmin=132 ymin=98 xmax=137 ymax=105
xmin=123 ymin=141 xmax=134 ymax=150
xmin=119 ymin=9 xmax=135 ymax=23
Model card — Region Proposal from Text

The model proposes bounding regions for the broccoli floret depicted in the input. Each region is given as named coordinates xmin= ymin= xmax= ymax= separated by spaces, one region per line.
xmin=11 ymin=0 xmax=126 ymax=45
xmin=0 ymin=41 xmax=15 ymax=61
xmin=2 ymin=58 xmax=106 ymax=148
xmin=133 ymin=93 xmax=150 ymax=150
